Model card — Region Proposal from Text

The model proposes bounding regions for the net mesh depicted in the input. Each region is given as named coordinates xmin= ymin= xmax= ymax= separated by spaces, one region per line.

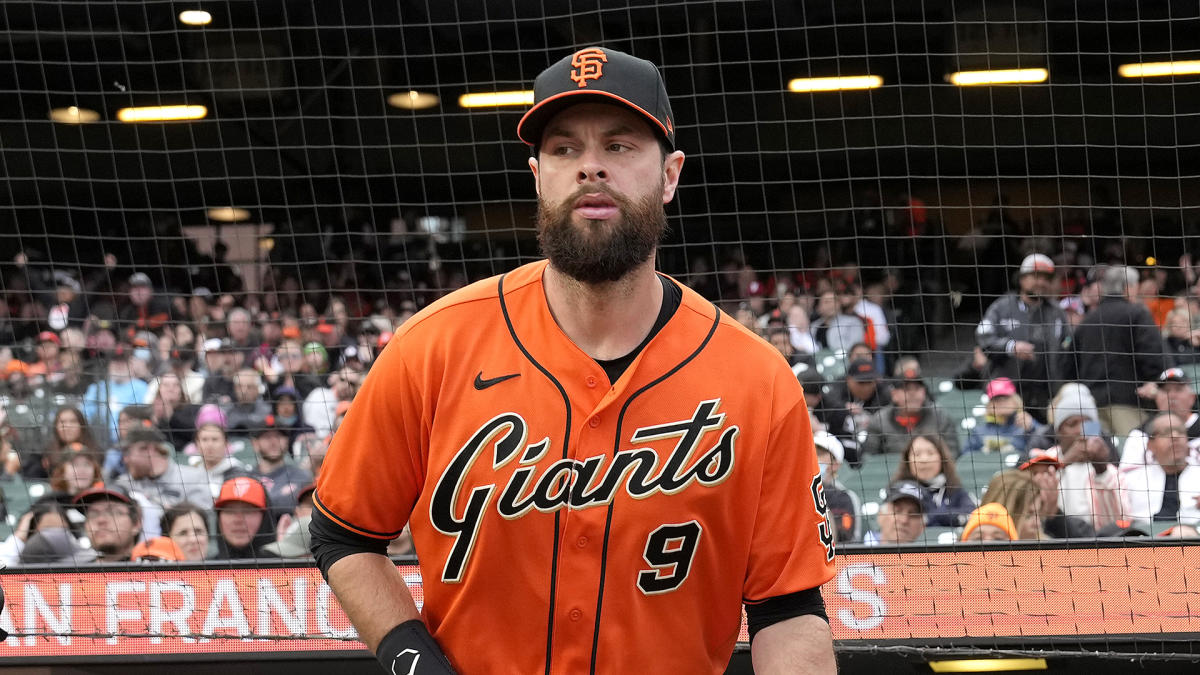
xmin=2 ymin=0 xmax=1200 ymax=665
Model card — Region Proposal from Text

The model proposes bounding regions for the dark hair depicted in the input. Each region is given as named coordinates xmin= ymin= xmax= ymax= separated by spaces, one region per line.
xmin=892 ymin=435 xmax=963 ymax=488
xmin=120 ymin=404 xmax=154 ymax=422
xmin=44 ymin=406 xmax=104 ymax=471
xmin=26 ymin=501 xmax=69 ymax=537
xmin=162 ymin=502 xmax=211 ymax=537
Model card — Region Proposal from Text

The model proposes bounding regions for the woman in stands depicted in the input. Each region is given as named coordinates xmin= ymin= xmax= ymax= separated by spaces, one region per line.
xmin=24 ymin=406 xmax=104 ymax=480
xmin=162 ymin=502 xmax=211 ymax=562
xmin=962 ymin=377 xmax=1042 ymax=456
xmin=191 ymin=422 xmax=251 ymax=499
xmin=213 ymin=476 xmax=277 ymax=559
xmin=48 ymin=451 xmax=103 ymax=498
xmin=892 ymin=434 xmax=976 ymax=527
xmin=968 ymin=469 xmax=1045 ymax=540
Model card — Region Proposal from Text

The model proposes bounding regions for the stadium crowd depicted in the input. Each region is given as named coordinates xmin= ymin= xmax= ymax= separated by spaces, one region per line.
xmin=2 ymin=229 xmax=1200 ymax=564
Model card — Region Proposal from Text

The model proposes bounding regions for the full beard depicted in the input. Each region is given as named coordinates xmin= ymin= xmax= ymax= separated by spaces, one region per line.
xmin=536 ymin=184 xmax=667 ymax=285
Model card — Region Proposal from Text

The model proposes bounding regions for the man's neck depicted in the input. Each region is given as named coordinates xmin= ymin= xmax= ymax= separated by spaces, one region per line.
xmin=97 ymin=545 xmax=134 ymax=563
xmin=1019 ymin=292 xmax=1042 ymax=306
xmin=542 ymin=258 xmax=664 ymax=361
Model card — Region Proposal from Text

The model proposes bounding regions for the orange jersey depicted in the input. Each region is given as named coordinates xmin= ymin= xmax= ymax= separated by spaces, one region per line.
xmin=315 ymin=260 xmax=835 ymax=674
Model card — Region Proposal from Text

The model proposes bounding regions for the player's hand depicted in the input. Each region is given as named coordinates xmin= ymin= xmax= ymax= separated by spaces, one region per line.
xmin=1013 ymin=341 xmax=1036 ymax=360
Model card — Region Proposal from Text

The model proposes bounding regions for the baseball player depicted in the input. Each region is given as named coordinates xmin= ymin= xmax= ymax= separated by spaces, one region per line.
xmin=311 ymin=46 xmax=836 ymax=674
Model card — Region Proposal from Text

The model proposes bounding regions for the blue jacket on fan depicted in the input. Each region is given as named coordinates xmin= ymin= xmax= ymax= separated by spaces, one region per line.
xmin=917 ymin=474 xmax=977 ymax=527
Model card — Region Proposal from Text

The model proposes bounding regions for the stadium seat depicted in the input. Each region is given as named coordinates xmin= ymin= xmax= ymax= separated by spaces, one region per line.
xmin=813 ymin=349 xmax=847 ymax=381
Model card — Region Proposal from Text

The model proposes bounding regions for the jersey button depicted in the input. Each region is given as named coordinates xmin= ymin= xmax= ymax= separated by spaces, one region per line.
xmin=585 ymin=375 xmax=598 ymax=388
xmin=569 ymin=608 xmax=583 ymax=621
xmin=576 ymin=536 xmax=589 ymax=548
xmin=588 ymin=417 xmax=600 ymax=428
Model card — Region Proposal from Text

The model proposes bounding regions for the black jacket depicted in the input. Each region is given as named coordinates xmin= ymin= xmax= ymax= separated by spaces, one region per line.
xmin=1059 ymin=297 xmax=1166 ymax=407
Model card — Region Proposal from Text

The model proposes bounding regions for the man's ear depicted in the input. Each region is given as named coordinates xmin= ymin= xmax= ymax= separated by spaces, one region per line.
xmin=660 ymin=150 xmax=685 ymax=204
xmin=528 ymin=156 xmax=541 ymax=197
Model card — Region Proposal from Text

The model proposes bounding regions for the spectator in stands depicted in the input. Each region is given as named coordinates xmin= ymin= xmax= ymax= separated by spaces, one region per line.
xmin=824 ymin=358 xmax=891 ymax=467
xmin=0 ymin=499 xmax=72 ymax=567
xmin=960 ymin=502 xmax=1019 ymax=542
xmin=99 ymin=404 xmax=151 ymax=481
xmin=26 ymin=331 xmax=64 ymax=386
xmin=74 ymin=484 xmax=143 ymax=563
xmin=262 ymin=339 xmax=322 ymax=400
xmin=839 ymin=280 xmax=889 ymax=372
xmin=303 ymin=367 xmax=359 ymax=440
xmin=891 ymin=435 xmax=975 ymax=527
xmin=766 ymin=326 xmax=805 ymax=367
xmin=798 ymin=367 xmax=845 ymax=437
xmin=83 ymin=346 xmax=148 ymax=447
xmin=2 ymin=364 xmax=54 ymax=464
xmin=962 ymin=377 xmax=1041 ymax=456
xmin=1121 ymin=412 xmax=1200 ymax=524
xmin=192 ymin=422 xmax=251 ymax=499
xmin=783 ymin=304 xmax=818 ymax=357
xmin=250 ymin=414 xmax=313 ymax=518
xmin=19 ymin=525 xmax=96 ymax=565
xmin=214 ymin=476 xmax=277 ymax=559
xmin=1163 ymin=307 xmax=1200 ymax=365
xmin=813 ymin=431 xmax=860 ymax=544
xmin=151 ymin=345 xmax=204 ymax=404
xmin=1059 ymin=265 xmax=1168 ymax=437
xmin=49 ymin=450 xmax=103 ymax=499
xmin=162 ymin=502 xmax=210 ymax=562
xmin=862 ymin=480 xmax=926 ymax=546
xmin=1036 ymin=383 xmax=1124 ymax=531
xmin=112 ymin=426 xmax=212 ymax=510
xmin=976 ymin=253 xmax=1069 ymax=421
xmin=1018 ymin=447 xmax=1095 ymax=538
xmin=199 ymin=338 xmax=237 ymax=404
xmin=223 ymin=367 xmax=272 ymax=437
xmin=1121 ymin=368 xmax=1200 ymax=470
xmin=810 ymin=289 xmax=867 ymax=353
xmin=118 ymin=272 xmax=172 ymax=335
xmin=225 ymin=307 xmax=259 ymax=368
xmin=146 ymin=372 xmax=199 ymax=450
xmin=860 ymin=364 xmax=959 ymax=459
xmin=264 ymin=484 xmax=316 ymax=559
xmin=981 ymin=469 xmax=1043 ymax=540
xmin=23 ymin=405 xmax=103 ymax=480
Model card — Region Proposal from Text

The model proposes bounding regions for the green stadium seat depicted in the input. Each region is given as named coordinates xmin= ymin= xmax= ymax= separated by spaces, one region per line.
xmin=813 ymin=349 xmax=847 ymax=381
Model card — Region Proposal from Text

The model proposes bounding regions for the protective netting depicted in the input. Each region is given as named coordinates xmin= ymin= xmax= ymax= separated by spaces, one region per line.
xmin=2 ymin=0 xmax=1200 ymax=667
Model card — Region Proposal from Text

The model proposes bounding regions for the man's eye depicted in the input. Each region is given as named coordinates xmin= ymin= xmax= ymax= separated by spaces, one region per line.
xmin=608 ymin=143 xmax=629 ymax=152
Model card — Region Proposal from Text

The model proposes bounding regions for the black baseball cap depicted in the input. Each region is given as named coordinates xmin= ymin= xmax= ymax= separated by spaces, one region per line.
xmin=846 ymin=358 xmax=879 ymax=382
xmin=795 ymin=366 xmax=826 ymax=395
xmin=1160 ymin=367 xmax=1189 ymax=384
xmin=517 ymin=46 xmax=675 ymax=150
xmin=883 ymin=480 xmax=925 ymax=512
xmin=73 ymin=483 xmax=134 ymax=507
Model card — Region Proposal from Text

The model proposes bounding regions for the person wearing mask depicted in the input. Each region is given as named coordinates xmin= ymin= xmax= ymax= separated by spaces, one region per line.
xmin=813 ymin=431 xmax=861 ymax=544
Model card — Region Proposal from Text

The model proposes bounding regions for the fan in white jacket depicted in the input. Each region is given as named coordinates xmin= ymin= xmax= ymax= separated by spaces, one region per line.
xmin=1120 ymin=412 xmax=1200 ymax=524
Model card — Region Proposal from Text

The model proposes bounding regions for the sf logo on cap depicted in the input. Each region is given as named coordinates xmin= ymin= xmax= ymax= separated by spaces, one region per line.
xmin=570 ymin=48 xmax=607 ymax=88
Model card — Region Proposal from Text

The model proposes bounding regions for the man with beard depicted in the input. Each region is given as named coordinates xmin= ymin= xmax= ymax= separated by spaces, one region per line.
xmin=976 ymin=253 xmax=1069 ymax=422
xmin=250 ymin=414 xmax=312 ymax=520
xmin=74 ymin=485 xmax=143 ymax=563
xmin=311 ymin=47 xmax=836 ymax=675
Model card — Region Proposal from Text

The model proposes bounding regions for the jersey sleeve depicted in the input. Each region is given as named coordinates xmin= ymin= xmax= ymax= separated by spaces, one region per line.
xmin=313 ymin=342 xmax=426 ymax=540
xmin=743 ymin=388 xmax=837 ymax=603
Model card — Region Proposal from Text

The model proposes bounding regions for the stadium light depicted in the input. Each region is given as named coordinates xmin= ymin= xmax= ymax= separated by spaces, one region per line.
xmin=48 ymin=106 xmax=100 ymax=124
xmin=946 ymin=68 xmax=1049 ymax=86
xmin=117 ymin=105 xmax=208 ymax=123
xmin=387 ymin=90 xmax=440 ymax=110
xmin=928 ymin=658 xmax=1048 ymax=672
xmin=207 ymin=207 xmax=251 ymax=222
xmin=1118 ymin=60 xmax=1200 ymax=78
xmin=788 ymin=75 xmax=883 ymax=92
xmin=179 ymin=10 xmax=213 ymax=26
xmin=458 ymin=90 xmax=535 ymax=108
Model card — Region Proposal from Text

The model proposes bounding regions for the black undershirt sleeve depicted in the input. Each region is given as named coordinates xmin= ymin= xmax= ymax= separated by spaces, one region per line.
xmin=309 ymin=503 xmax=392 ymax=581
xmin=745 ymin=587 xmax=829 ymax=642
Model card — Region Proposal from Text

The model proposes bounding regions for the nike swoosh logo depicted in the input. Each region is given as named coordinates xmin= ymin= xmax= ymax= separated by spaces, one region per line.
xmin=474 ymin=371 xmax=520 ymax=390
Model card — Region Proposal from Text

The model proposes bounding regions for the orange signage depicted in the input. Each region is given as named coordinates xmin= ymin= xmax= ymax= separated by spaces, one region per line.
xmin=0 ymin=545 xmax=1197 ymax=660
